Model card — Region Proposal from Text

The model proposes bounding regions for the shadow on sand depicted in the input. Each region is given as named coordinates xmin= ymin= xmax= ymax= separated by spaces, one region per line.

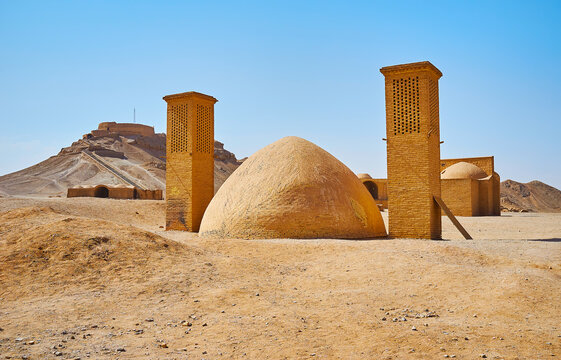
xmin=529 ymin=238 xmax=561 ymax=243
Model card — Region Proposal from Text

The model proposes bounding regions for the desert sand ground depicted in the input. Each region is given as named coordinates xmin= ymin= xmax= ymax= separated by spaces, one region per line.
xmin=0 ymin=197 xmax=560 ymax=360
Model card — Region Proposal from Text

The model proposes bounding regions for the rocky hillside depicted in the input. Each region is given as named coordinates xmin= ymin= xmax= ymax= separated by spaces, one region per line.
xmin=501 ymin=180 xmax=561 ymax=213
xmin=0 ymin=131 xmax=241 ymax=198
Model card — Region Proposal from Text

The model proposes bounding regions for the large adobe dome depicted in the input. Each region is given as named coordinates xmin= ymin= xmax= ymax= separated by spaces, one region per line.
xmin=441 ymin=162 xmax=488 ymax=180
xmin=199 ymin=136 xmax=387 ymax=239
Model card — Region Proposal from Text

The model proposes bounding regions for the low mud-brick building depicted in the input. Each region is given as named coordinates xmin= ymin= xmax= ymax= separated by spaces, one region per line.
xmin=67 ymin=184 xmax=162 ymax=200
xmin=440 ymin=156 xmax=500 ymax=216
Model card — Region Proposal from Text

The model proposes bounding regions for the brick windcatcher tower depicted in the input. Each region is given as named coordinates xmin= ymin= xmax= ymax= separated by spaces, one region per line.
xmin=380 ymin=61 xmax=442 ymax=239
xmin=163 ymin=91 xmax=217 ymax=231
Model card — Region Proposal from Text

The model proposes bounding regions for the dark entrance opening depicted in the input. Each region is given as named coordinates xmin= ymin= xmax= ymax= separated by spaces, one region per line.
xmin=94 ymin=186 xmax=109 ymax=198
xmin=364 ymin=181 xmax=378 ymax=199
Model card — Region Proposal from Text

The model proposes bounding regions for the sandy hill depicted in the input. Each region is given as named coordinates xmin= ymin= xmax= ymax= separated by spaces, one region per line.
xmin=501 ymin=179 xmax=561 ymax=213
xmin=0 ymin=128 xmax=240 ymax=198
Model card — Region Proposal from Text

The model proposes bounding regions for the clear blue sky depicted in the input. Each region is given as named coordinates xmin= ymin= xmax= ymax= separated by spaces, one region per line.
xmin=1 ymin=0 xmax=560 ymax=188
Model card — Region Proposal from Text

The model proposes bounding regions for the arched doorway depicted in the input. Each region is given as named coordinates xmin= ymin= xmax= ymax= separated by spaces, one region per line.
xmin=363 ymin=181 xmax=378 ymax=200
xmin=94 ymin=186 xmax=109 ymax=198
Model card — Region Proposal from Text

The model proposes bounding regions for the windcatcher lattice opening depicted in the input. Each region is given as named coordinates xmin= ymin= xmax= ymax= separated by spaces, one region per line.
xmin=195 ymin=104 xmax=212 ymax=154
xmin=169 ymin=104 xmax=188 ymax=153
xmin=392 ymin=76 xmax=420 ymax=135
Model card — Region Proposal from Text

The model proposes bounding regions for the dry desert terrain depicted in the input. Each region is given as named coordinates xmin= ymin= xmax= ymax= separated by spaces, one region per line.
xmin=0 ymin=197 xmax=560 ymax=359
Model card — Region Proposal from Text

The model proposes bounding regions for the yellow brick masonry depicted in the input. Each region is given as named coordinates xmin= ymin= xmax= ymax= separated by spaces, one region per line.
xmin=380 ymin=61 xmax=442 ymax=239
xmin=441 ymin=178 xmax=479 ymax=216
xmin=163 ymin=91 xmax=217 ymax=231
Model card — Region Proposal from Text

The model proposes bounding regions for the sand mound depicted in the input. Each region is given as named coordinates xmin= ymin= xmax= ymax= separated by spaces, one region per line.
xmin=199 ymin=136 xmax=387 ymax=239
xmin=0 ymin=206 xmax=196 ymax=299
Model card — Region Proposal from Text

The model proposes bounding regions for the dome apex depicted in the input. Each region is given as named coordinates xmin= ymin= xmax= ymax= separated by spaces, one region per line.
xmin=441 ymin=162 xmax=487 ymax=180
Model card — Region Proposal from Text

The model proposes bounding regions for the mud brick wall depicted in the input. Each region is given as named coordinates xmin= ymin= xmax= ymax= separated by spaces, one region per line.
xmin=442 ymin=178 xmax=478 ymax=216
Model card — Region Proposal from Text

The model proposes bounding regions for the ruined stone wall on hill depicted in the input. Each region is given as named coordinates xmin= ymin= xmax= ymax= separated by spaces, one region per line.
xmin=97 ymin=122 xmax=155 ymax=137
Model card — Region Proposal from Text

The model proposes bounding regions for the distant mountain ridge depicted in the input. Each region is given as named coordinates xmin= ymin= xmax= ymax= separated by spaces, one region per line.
xmin=501 ymin=179 xmax=561 ymax=213
xmin=0 ymin=126 xmax=241 ymax=198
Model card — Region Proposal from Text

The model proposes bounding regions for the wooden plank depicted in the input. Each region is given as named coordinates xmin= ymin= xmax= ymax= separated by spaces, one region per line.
xmin=433 ymin=196 xmax=473 ymax=240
